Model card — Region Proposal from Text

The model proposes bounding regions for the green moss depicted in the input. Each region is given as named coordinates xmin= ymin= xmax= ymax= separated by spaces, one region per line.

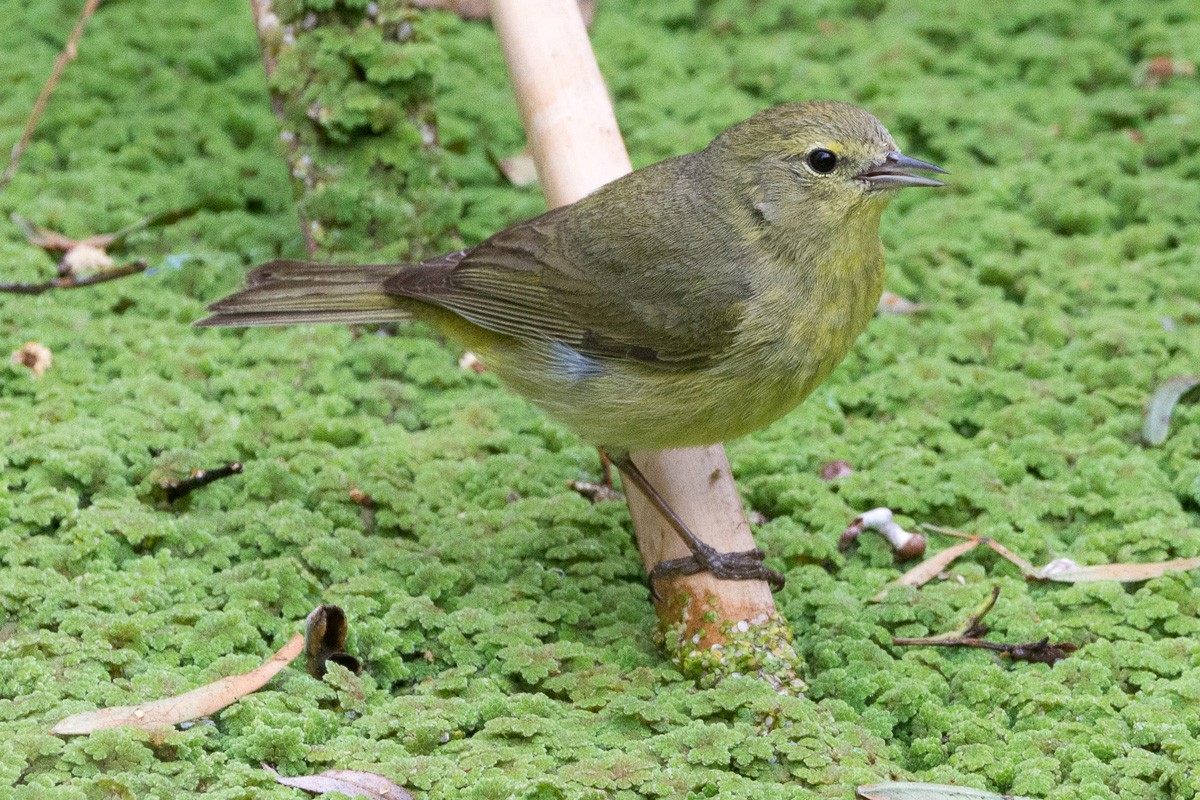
xmin=2 ymin=0 xmax=1200 ymax=797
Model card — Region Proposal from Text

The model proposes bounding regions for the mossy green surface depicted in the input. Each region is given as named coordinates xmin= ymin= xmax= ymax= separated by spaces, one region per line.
xmin=2 ymin=0 xmax=1199 ymax=798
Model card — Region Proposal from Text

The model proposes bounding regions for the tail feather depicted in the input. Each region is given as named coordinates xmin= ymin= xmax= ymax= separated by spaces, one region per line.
xmin=196 ymin=259 xmax=411 ymax=327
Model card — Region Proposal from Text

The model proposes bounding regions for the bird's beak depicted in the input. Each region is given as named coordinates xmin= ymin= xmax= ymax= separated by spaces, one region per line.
xmin=858 ymin=152 xmax=948 ymax=189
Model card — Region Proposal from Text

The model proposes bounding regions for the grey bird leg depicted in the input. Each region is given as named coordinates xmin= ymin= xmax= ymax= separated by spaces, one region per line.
xmin=609 ymin=453 xmax=785 ymax=597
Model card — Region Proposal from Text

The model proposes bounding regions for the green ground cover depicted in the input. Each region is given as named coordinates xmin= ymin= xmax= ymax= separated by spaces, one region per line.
xmin=2 ymin=0 xmax=1199 ymax=797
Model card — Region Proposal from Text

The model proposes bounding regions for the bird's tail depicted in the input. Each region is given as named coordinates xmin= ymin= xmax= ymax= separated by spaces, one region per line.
xmin=195 ymin=259 xmax=411 ymax=327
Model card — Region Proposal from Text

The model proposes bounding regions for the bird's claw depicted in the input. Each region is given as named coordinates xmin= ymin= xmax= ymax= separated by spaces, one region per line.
xmin=648 ymin=547 xmax=785 ymax=600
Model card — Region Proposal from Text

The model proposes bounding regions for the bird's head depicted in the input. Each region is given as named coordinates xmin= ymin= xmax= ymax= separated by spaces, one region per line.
xmin=711 ymin=101 xmax=946 ymax=230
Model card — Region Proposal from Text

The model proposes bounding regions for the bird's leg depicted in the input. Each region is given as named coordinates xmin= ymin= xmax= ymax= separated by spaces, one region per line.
xmin=609 ymin=452 xmax=785 ymax=594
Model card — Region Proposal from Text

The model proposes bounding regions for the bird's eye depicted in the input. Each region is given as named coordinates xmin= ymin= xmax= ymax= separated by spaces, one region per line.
xmin=807 ymin=149 xmax=837 ymax=174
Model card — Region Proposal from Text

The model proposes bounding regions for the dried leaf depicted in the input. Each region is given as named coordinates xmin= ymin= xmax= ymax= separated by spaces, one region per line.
xmin=820 ymin=459 xmax=853 ymax=481
xmin=51 ymin=634 xmax=303 ymax=735
xmin=859 ymin=781 xmax=1034 ymax=799
xmin=61 ymin=243 xmax=114 ymax=276
xmin=306 ymin=605 xmax=361 ymax=679
xmin=840 ymin=507 xmax=926 ymax=559
xmin=267 ymin=767 xmax=414 ymax=799
xmin=1031 ymin=555 xmax=1200 ymax=583
xmin=1142 ymin=375 xmax=1200 ymax=445
xmin=871 ymin=538 xmax=980 ymax=602
xmin=10 ymin=341 xmax=52 ymax=377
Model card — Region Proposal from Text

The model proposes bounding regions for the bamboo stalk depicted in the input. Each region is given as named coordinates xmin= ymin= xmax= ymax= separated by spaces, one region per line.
xmin=488 ymin=0 xmax=787 ymax=657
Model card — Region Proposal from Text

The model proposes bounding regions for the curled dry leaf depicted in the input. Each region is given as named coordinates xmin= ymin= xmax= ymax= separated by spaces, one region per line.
xmin=859 ymin=782 xmax=1035 ymax=799
xmin=1142 ymin=375 xmax=1200 ymax=446
xmin=458 ymin=351 xmax=486 ymax=373
xmin=306 ymin=604 xmax=361 ymax=679
xmin=51 ymin=634 xmax=304 ymax=735
xmin=266 ymin=766 xmax=414 ymax=799
xmin=61 ymin=242 xmax=114 ymax=276
xmin=840 ymin=507 xmax=926 ymax=560
xmin=11 ymin=341 xmax=51 ymax=377
xmin=871 ymin=538 xmax=981 ymax=602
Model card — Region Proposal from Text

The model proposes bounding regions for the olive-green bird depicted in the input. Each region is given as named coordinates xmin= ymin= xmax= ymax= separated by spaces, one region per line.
xmin=199 ymin=101 xmax=946 ymax=590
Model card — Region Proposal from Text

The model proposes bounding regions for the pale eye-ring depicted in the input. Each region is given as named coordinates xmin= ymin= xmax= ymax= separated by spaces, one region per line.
xmin=807 ymin=148 xmax=838 ymax=174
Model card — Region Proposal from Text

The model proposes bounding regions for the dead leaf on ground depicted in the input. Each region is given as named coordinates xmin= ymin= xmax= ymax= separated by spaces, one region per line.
xmin=1135 ymin=56 xmax=1197 ymax=88
xmin=306 ymin=604 xmax=362 ymax=679
xmin=858 ymin=781 xmax=1034 ymax=799
xmin=51 ymin=633 xmax=303 ymax=735
xmin=566 ymin=478 xmax=622 ymax=503
xmin=840 ymin=507 xmax=926 ymax=560
xmin=1142 ymin=375 xmax=1200 ymax=446
xmin=871 ymin=537 xmax=980 ymax=602
xmin=265 ymin=766 xmax=414 ymax=799
xmin=10 ymin=341 xmax=51 ymax=377
xmin=1030 ymin=555 xmax=1200 ymax=583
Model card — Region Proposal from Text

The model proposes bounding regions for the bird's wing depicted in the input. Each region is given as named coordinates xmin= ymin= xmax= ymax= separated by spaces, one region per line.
xmin=384 ymin=164 xmax=753 ymax=369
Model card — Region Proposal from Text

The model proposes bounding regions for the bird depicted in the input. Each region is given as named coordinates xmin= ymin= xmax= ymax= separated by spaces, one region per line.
xmin=198 ymin=100 xmax=946 ymax=592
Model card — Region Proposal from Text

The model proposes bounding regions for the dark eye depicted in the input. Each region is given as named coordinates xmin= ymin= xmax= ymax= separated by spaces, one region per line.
xmin=807 ymin=149 xmax=837 ymax=174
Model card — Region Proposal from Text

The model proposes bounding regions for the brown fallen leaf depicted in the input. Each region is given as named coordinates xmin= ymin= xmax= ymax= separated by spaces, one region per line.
xmin=1135 ymin=55 xmax=1197 ymax=88
xmin=51 ymin=633 xmax=303 ymax=735
xmin=265 ymin=766 xmax=414 ymax=799
xmin=10 ymin=341 xmax=51 ymax=377
xmin=921 ymin=524 xmax=1200 ymax=584
xmin=871 ymin=537 xmax=981 ymax=602
xmin=306 ymin=604 xmax=362 ymax=679
xmin=1030 ymin=556 xmax=1200 ymax=583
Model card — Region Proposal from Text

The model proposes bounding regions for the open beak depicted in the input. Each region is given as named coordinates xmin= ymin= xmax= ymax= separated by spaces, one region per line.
xmin=858 ymin=152 xmax=948 ymax=189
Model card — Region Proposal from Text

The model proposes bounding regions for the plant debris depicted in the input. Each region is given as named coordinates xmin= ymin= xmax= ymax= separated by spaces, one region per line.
xmin=0 ymin=259 xmax=149 ymax=295
xmin=1 ymin=0 xmax=102 ymax=188
xmin=820 ymin=459 xmax=853 ymax=481
xmin=10 ymin=341 xmax=51 ymax=377
xmin=159 ymin=461 xmax=243 ymax=503
xmin=264 ymin=765 xmax=414 ymax=799
xmin=892 ymin=586 xmax=1078 ymax=666
xmin=1141 ymin=375 xmax=1200 ymax=445
xmin=51 ymin=633 xmax=304 ymax=735
xmin=839 ymin=507 xmax=926 ymax=560
xmin=305 ymin=604 xmax=361 ymax=680
xmin=566 ymin=478 xmax=623 ymax=503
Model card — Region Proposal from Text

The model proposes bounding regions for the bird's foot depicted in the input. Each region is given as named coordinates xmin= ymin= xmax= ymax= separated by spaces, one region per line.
xmin=648 ymin=542 xmax=785 ymax=598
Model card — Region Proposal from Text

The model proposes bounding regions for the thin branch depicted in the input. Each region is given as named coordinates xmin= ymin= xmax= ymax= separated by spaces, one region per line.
xmin=0 ymin=259 xmax=148 ymax=295
xmin=1 ymin=0 xmax=103 ymax=189
xmin=161 ymin=462 xmax=244 ymax=502
xmin=892 ymin=586 xmax=1077 ymax=666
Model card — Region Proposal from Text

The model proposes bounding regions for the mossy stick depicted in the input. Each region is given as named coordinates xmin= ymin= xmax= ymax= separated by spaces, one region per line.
xmin=488 ymin=0 xmax=791 ymax=669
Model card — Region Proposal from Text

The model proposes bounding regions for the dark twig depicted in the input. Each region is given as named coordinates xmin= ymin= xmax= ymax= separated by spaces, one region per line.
xmin=892 ymin=586 xmax=1077 ymax=666
xmin=161 ymin=461 xmax=243 ymax=502
xmin=1 ymin=0 xmax=103 ymax=189
xmin=0 ymin=259 xmax=149 ymax=295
